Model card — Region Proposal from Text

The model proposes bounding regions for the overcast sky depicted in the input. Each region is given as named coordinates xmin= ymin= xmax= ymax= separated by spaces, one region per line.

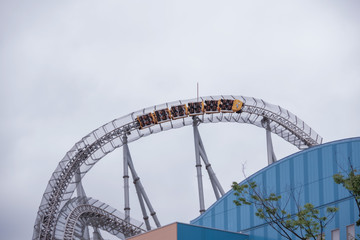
xmin=0 ymin=1 xmax=359 ymax=239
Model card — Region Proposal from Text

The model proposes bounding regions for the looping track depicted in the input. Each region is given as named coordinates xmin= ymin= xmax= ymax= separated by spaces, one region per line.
xmin=33 ymin=95 xmax=322 ymax=240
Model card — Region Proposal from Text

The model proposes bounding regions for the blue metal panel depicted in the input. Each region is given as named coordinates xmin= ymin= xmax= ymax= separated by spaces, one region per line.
xmin=340 ymin=224 xmax=347 ymax=240
xmin=250 ymin=226 xmax=265 ymax=240
xmin=317 ymin=150 xmax=324 ymax=206
xmin=279 ymin=160 xmax=291 ymax=191
xmin=336 ymin=144 xmax=353 ymax=200
xmin=322 ymin=176 xmax=335 ymax=203
xmin=210 ymin=207 xmax=215 ymax=228
xmin=336 ymin=142 xmax=350 ymax=168
xmin=324 ymin=224 xmax=333 ymax=240
xmin=214 ymin=199 xmax=224 ymax=229
xmin=249 ymin=202 xmax=255 ymax=229
xmin=267 ymin=225 xmax=281 ymax=240
xmin=307 ymin=150 xmax=319 ymax=183
xmin=322 ymin=145 xmax=335 ymax=178
xmin=289 ymin=157 xmax=295 ymax=214
xmin=224 ymin=196 xmax=228 ymax=230
xmin=349 ymin=198 xmax=355 ymax=224
xmin=227 ymin=194 xmax=237 ymax=232
xmin=307 ymin=149 xmax=320 ymax=207
xmin=200 ymin=209 xmax=211 ymax=228
xmin=332 ymin=145 xmax=340 ymax=223
xmin=177 ymin=223 xmax=248 ymax=240
xmin=352 ymin=141 xmax=360 ymax=169
xmin=293 ymin=155 xmax=305 ymax=189
xmin=303 ymin=152 xmax=310 ymax=204
xmin=279 ymin=160 xmax=291 ymax=213
xmin=339 ymin=199 xmax=352 ymax=226
xmin=322 ymin=146 xmax=335 ymax=203
xmin=236 ymin=201 xmax=241 ymax=232
xmin=265 ymin=165 xmax=277 ymax=193
xmin=275 ymin=164 xmax=280 ymax=196
xmin=240 ymin=201 xmax=251 ymax=230
xmin=190 ymin=137 xmax=360 ymax=240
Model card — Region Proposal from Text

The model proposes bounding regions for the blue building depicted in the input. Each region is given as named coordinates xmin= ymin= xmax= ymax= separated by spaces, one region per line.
xmin=191 ymin=137 xmax=360 ymax=240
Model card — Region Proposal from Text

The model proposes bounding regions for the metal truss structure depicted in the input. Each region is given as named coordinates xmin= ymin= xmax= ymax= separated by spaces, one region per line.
xmin=54 ymin=197 xmax=145 ymax=240
xmin=33 ymin=95 xmax=322 ymax=240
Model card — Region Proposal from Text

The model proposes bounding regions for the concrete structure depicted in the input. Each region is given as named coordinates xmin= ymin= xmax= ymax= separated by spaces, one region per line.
xmin=191 ymin=137 xmax=360 ymax=240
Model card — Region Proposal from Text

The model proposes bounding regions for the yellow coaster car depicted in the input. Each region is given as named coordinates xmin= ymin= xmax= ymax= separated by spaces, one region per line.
xmin=137 ymin=113 xmax=156 ymax=129
xmin=204 ymin=100 xmax=220 ymax=113
xmin=219 ymin=99 xmax=244 ymax=113
xmin=232 ymin=99 xmax=243 ymax=112
xmin=154 ymin=108 xmax=172 ymax=124
xmin=188 ymin=101 xmax=204 ymax=116
xmin=170 ymin=104 xmax=189 ymax=120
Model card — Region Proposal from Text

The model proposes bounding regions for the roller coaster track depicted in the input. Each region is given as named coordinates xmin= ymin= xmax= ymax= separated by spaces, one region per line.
xmin=54 ymin=197 xmax=144 ymax=240
xmin=33 ymin=95 xmax=322 ymax=240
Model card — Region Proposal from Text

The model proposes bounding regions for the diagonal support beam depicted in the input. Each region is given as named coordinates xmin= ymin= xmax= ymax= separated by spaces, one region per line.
xmin=198 ymin=145 xmax=225 ymax=198
xmin=122 ymin=135 xmax=161 ymax=230
xmin=134 ymin=182 xmax=151 ymax=231
xmin=123 ymin=136 xmax=150 ymax=230
xmin=198 ymin=134 xmax=225 ymax=197
xmin=127 ymin=149 xmax=161 ymax=229
xmin=193 ymin=117 xmax=225 ymax=214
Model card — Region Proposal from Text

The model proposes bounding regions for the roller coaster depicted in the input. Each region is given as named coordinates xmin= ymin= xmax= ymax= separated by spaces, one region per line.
xmin=33 ymin=95 xmax=322 ymax=240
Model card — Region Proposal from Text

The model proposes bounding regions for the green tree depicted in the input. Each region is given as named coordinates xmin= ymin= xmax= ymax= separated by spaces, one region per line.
xmin=232 ymin=180 xmax=338 ymax=240
xmin=333 ymin=160 xmax=360 ymax=226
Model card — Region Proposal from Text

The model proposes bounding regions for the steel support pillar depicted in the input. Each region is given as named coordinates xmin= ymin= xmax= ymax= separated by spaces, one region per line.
xmin=92 ymin=227 xmax=104 ymax=240
xmin=74 ymin=169 xmax=90 ymax=240
xmin=193 ymin=117 xmax=225 ymax=214
xmin=123 ymin=136 xmax=131 ymax=222
xmin=193 ymin=119 xmax=205 ymax=214
xmin=122 ymin=138 xmax=161 ymax=230
xmin=262 ymin=118 xmax=277 ymax=165
xmin=198 ymin=142 xmax=225 ymax=197
xmin=75 ymin=169 xmax=87 ymax=201
xmin=82 ymin=227 xmax=90 ymax=240
xmin=134 ymin=182 xmax=151 ymax=231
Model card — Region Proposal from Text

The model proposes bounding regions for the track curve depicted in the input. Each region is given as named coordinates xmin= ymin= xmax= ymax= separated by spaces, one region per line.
xmin=54 ymin=197 xmax=144 ymax=240
xmin=33 ymin=95 xmax=322 ymax=240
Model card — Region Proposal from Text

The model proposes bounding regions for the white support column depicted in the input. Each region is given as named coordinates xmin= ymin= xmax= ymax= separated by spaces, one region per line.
xmin=262 ymin=117 xmax=277 ymax=165
xmin=266 ymin=129 xmax=277 ymax=164
xmin=193 ymin=118 xmax=206 ymax=214
xmin=123 ymin=135 xmax=131 ymax=222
